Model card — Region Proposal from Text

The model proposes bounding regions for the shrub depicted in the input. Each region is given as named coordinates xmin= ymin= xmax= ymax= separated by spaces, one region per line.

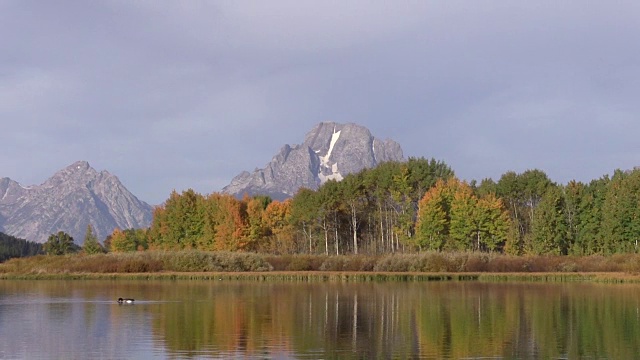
xmin=319 ymin=256 xmax=377 ymax=271
xmin=160 ymin=251 xmax=273 ymax=272
xmin=265 ymin=254 xmax=327 ymax=271
xmin=464 ymin=253 xmax=491 ymax=272
xmin=2 ymin=250 xmax=640 ymax=276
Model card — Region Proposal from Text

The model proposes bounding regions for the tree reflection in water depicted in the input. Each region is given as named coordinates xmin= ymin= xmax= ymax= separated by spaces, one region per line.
xmin=1 ymin=280 xmax=639 ymax=359
xmin=146 ymin=281 xmax=640 ymax=359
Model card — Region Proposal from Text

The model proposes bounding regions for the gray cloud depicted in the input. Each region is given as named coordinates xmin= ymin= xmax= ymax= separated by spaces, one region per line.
xmin=2 ymin=1 xmax=639 ymax=204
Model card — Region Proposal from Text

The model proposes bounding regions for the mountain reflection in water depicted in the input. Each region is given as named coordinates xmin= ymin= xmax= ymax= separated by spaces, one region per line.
xmin=0 ymin=280 xmax=639 ymax=359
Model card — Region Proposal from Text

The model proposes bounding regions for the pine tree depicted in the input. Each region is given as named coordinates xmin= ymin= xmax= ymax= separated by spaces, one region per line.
xmin=82 ymin=224 xmax=104 ymax=254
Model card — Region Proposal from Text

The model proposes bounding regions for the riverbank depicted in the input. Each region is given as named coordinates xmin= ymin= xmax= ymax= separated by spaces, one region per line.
xmin=2 ymin=271 xmax=640 ymax=283
xmin=1 ymin=251 xmax=639 ymax=283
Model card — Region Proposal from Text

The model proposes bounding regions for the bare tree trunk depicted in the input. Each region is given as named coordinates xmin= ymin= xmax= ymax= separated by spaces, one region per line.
xmin=379 ymin=201 xmax=384 ymax=255
xmin=334 ymin=212 xmax=339 ymax=256
xmin=350 ymin=202 xmax=358 ymax=255
xmin=323 ymin=219 xmax=329 ymax=255
xmin=388 ymin=210 xmax=394 ymax=253
xmin=352 ymin=293 xmax=358 ymax=350
xmin=302 ymin=221 xmax=310 ymax=254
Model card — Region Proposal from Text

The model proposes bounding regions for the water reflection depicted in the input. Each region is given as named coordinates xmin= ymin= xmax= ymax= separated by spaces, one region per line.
xmin=0 ymin=280 xmax=639 ymax=359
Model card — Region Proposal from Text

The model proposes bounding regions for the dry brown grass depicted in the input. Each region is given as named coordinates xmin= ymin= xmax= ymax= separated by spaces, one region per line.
xmin=0 ymin=251 xmax=272 ymax=274
xmin=2 ymin=251 xmax=639 ymax=278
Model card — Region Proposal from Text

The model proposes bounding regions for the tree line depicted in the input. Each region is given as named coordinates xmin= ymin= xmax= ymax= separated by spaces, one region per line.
xmin=98 ymin=157 xmax=640 ymax=256
xmin=35 ymin=157 xmax=640 ymax=257
xmin=0 ymin=232 xmax=43 ymax=262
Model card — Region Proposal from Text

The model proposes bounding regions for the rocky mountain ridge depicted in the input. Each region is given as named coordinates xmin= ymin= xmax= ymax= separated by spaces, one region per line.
xmin=222 ymin=122 xmax=404 ymax=199
xmin=0 ymin=161 xmax=153 ymax=244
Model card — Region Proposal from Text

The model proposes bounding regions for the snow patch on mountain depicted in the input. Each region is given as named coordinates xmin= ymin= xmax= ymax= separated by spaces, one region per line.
xmin=318 ymin=128 xmax=343 ymax=184
xmin=222 ymin=122 xmax=404 ymax=200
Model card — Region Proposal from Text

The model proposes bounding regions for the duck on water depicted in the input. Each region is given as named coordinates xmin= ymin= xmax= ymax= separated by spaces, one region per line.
xmin=118 ymin=298 xmax=134 ymax=304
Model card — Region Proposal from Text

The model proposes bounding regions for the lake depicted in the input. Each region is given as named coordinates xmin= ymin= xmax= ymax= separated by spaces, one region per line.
xmin=0 ymin=279 xmax=639 ymax=359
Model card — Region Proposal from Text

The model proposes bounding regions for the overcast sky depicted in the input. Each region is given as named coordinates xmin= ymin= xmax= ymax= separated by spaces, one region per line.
xmin=2 ymin=1 xmax=639 ymax=205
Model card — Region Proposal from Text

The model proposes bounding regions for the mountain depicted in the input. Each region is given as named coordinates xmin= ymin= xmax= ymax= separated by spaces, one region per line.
xmin=222 ymin=122 xmax=404 ymax=199
xmin=0 ymin=161 xmax=153 ymax=244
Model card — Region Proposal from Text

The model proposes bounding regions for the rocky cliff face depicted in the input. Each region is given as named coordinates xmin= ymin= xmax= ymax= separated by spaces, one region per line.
xmin=0 ymin=161 xmax=153 ymax=244
xmin=222 ymin=122 xmax=404 ymax=199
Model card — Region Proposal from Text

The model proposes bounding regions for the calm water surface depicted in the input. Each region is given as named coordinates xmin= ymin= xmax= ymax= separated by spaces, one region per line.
xmin=0 ymin=279 xmax=639 ymax=359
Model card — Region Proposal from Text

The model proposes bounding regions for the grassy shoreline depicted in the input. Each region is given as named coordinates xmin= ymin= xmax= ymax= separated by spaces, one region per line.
xmin=1 ymin=251 xmax=640 ymax=283
xmin=2 ymin=271 xmax=640 ymax=283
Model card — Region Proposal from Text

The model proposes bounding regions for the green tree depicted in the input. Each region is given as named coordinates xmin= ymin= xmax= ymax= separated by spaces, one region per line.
xmin=82 ymin=224 xmax=104 ymax=254
xmin=43 ymin=231 xmax=78 ymax=255
xmin=391 ymin=165 xmax=415 ymax=250
xmin=317 ymin=179 xmax=344 ymax=255
xmin=496 ymin=169 xmax=552 ymax=254
xmin=417 ymin=178 xmax=512 ymax=253
xmin=109 ymin=228 xmax=136 ymax=252
xmin=0 ymin=232 xmax=43 ymax=262
xmin=290 ymin=188 xmax=322 ymax=253
xmin=562 ymin=181 xmax=583 ymax=254
xmin=474 ymin=178 xmax=498 ymax=199
xmin=341 ymin=173 xmax=368 ymax=255
xmin=449 ymin=183 xmax=478 ymax=251
xmin=405 ymin=157 xmax=455 ymax=205
xmin=529 ymin=186 xmax=568 ymax=255
xmin=574 ymin=177 xmax=609 ymax=254
xmin=362 ymin=161 xmax=402 ymax=254
xmin=478 ymin=193 xmax=512 ymax=252
xmin=601 ymin=170 xmax=640 ymax=253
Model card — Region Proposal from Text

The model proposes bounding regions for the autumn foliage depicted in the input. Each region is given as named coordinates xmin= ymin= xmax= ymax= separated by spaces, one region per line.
xmin=142 ymin=190 xmax=292 ymax=253
xmin=101 ymin=158 xmax=640 ymax=258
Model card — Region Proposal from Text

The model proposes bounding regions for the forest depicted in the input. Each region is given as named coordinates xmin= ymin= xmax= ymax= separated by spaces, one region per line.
xmin=0 ymin=232 xmax=43 ymax=262
xmin=104 ymin=157 xmax=640 ymax=257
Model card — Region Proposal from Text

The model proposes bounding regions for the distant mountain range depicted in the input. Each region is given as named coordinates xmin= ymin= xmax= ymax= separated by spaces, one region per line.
xmin=0 ymin=123 xmax=402 ymax=243
xmin=0 ymin=161 xmax=153 ymax=244
xmin=222 ymin=122 xmax=404 ymax=199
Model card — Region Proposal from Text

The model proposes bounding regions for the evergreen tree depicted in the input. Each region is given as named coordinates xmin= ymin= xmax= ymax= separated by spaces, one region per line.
xmin=82 ymin=224 xmax=104 ymax=254
xmin=0 ymin=232 xmax=43 ymax=262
